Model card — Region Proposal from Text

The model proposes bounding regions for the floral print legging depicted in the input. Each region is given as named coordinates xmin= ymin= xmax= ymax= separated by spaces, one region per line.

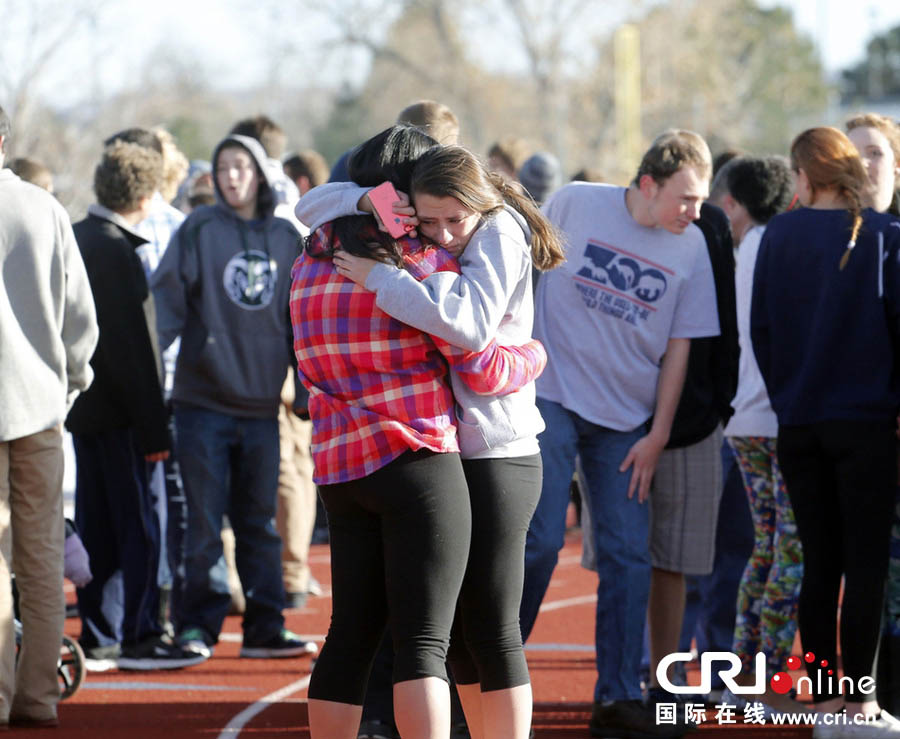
xmin=728 ymin=436 xmax=803 ymax=676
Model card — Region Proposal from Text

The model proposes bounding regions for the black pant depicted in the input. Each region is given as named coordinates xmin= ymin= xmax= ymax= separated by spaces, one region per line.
xmin=73 ymin=429 xmax=162 ymax=649
xmin=778 ymin=420 xmax=897 ymax=702
xmin=448 ymin=455 xmax=543 ymax=690
xmin=309 ymin=449 xmax=471 ymax=705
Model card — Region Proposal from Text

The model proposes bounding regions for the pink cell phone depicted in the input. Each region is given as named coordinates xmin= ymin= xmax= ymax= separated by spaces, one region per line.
xmin=368 ymin=181 xmax=412 ymax=239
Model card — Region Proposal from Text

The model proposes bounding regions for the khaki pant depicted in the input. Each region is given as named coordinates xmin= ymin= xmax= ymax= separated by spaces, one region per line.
xmin=0 ymin=427 xmax=65 ymax=722
xmin=276 ymin=403 xmax=316 ymax=595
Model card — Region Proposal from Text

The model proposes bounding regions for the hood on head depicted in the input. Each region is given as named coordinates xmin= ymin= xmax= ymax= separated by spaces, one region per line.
xmin=211 ymin=134 xmax=275 ymax=218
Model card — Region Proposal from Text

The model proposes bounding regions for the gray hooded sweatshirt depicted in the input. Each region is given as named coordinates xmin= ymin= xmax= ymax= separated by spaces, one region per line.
xmin=151 ymin=135 xmax=302 ymax=418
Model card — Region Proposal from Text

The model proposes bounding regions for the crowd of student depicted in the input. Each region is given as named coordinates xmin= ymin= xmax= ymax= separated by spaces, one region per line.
xmin=2 ymin=98 xmax=900 ymax=739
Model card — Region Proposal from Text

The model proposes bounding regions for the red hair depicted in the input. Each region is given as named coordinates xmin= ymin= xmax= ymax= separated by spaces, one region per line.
xmin=790 ymin=127 xmax=868 ymax=259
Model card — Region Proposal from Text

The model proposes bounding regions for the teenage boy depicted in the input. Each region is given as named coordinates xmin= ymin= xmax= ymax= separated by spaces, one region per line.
xmin=520 ymin=130 xmax=720 ymax=738
xmin=151 ymin=134 xmax=315 ymax=660
xmin=67 ymin=142 xmax=202 ymax=670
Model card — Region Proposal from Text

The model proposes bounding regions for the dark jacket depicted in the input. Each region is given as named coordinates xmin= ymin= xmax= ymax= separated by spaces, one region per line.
xmin=66 ymin=206 xmax=169 ymax=454
xmin=666 ymin=202 xmax=740 ymax=448
xmin=751 ymin=207 xmax=900 ymax=425
xmin=151 ymin=135 xmax=301 ymax=419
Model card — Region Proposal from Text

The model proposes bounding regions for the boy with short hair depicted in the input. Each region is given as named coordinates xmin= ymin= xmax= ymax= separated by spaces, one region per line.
xmin=521 ymin=130 xmax=720 ymax=738
xmin=151 ymin=134 xmax=315 ymax=660
xmin=67 ymin=141 xmax=202 ymax=670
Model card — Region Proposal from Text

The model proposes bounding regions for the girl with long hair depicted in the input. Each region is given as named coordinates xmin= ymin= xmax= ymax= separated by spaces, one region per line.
xmin=751 ymin=126 xmax=900 ymax=735
xmin=291 ymin=126 xmax=548 ymax=739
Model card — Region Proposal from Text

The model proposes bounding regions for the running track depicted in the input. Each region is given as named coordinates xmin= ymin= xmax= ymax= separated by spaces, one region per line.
xmin=49 ymin=532 xmax=812 ymax=737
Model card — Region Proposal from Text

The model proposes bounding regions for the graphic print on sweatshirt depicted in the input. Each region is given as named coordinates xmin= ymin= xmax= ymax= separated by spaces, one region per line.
xmin=573 ymin=240 xmax=671 ymax=325
xmin=223 ymin=250 xmax=278 ymax=310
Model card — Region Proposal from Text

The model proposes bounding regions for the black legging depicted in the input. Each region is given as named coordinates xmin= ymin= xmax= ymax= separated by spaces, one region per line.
xmin=309 ymin=449 xmax=471 ymax=705
xmin=448 ymin=454 xmax=543 ymax=691
xmin=778 ymin=420 xmax=897 ymax=703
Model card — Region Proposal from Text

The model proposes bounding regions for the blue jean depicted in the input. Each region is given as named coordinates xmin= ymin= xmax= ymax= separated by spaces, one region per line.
xmin=521 ymin=398 xmax=650 ymax=702
xmin=174 ymin=405 xmax=285 ymax=644
xmin=73 ymin=429 xmax=161 ymax=649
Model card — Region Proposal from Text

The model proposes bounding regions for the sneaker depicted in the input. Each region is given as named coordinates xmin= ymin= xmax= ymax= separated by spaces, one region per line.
xmin=177 ymin=627 xmax=214 ymax=659
xmin=589 ymin=699 xmax=693 ymax=738
xmin=357 ymin=719 xmax=399 ymax=739
xmin=117 ymin=634 xmax=208 ymax=670
xmin=239 ymin=628 xmax=318 ymax=658
xmin=813 ymin=709 xmax=900 ymax=738
xmin=82 ymin=642 xmax=120 ymax=672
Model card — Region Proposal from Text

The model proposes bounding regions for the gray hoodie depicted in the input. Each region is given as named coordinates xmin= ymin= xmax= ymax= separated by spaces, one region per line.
xmin=151 ymin=135 xmax=302 ymax=418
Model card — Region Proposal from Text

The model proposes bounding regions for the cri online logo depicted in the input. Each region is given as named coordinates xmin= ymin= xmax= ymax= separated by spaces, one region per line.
xmin=656 ymin=651 xmax=876 ymax=696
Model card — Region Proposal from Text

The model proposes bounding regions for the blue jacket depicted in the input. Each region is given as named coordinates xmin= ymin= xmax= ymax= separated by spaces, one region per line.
xmin=750 ymin=207 xmax=900 ymax=425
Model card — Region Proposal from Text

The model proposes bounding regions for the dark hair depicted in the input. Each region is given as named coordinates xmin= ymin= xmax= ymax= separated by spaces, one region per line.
xmin=317 ymin=125 xmax=439 ymax=265
xmin=283 ymin=149 xmax=329 ymax=189
xmin=790 ymin=127 xmax=868 ymax=262
xmin=103 ymin=127 xmax=163 ymax=154
xmin=411 ymin=146 xmax=566 ymax=270
xmin=0 ymin=105 xmax=10 ymax=142
xmin=10 ymin=157 xmax=53 ymax=191
xmin=230 ymin=115 xmax=286 ymax=159
xmin=725 ymin=156 xmax=793 ymax=225
xmin=712 ymin=149 xmax=743 ymax=179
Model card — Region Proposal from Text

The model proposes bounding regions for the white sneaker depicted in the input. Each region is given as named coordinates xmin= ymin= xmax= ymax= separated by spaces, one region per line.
xmin=813 ymin=709 xmax=900 ymax=738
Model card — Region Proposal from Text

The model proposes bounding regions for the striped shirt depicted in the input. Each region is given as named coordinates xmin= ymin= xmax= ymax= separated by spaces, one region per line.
xmin=290 ymin=222 xmax=546 ymax=484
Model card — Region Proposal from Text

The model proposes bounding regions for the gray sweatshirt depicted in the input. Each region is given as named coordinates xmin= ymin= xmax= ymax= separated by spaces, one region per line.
xmin=151 ymin=136 xmax=301 ymax=418
xmin=296 ymin=182 xmax=544 ymax=458
xmin=0 ymin=169 xmax=98 ymax=441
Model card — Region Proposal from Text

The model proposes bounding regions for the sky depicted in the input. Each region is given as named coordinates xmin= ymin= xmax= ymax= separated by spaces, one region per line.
xmin=14 ymin=0 xmax=900 ymax=109
xmin=760 ymin=0 xmax=900 ymax=73
xmin=113 ymin=0 xmax=900 ymax=76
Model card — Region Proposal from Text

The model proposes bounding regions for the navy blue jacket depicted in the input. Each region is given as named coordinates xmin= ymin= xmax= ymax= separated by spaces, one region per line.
xmin=751 ymin=207 xmax=900 ymax=425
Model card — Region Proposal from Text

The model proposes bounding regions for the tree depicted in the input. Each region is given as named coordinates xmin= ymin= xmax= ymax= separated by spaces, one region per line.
xmin=621 ymin=0 xmax=830 ymax=160
xmin=841 ymin=24 xmax=900 ymax=102
xmin=0 ymin=0 xmax=108 ymax=156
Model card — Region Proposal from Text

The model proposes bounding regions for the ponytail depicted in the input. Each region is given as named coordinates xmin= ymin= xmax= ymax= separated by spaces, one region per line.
xmin=790 ymin=127 xmax=869 ymax=271
xmin=486 ymin=172 xmax=566 ymax=271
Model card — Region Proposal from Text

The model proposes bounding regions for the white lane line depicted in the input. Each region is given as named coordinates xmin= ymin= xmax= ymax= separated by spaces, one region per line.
xmin=538 ymin=594 xmax=596 ymax=612
xmin=217 ymin=675 xmax=311 ymax=737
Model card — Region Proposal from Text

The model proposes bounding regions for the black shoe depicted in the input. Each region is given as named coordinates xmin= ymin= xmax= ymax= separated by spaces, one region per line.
xmin=240 ymin=628 xmax=317 ymax=658
xmin=117 ymin=634 xmax=208 ymax=670
xmin=285 ymin=591 xmax=308 ymax=609
xmin=590 ymin=699 xmax=691 ymax=738
xmin=646 ymin=686 xmax=687 ymax=705
xmin=357 ymin=718 xmax=399 ymax=739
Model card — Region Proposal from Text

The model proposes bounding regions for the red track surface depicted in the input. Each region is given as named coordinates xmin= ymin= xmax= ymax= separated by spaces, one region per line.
xmin=50 ymin=532 xmax=813 ymax=737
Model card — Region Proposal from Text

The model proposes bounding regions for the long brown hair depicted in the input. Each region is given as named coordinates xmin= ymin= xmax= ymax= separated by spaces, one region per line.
xmin=410 ymin=146 xmax=566 ymax=270
xmin=790 ymin=127 xmax=868 ymax=267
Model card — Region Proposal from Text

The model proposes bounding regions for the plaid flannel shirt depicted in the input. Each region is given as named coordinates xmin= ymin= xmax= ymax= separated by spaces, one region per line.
xmin=290 ymin=222 xmax=546 ymax=484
